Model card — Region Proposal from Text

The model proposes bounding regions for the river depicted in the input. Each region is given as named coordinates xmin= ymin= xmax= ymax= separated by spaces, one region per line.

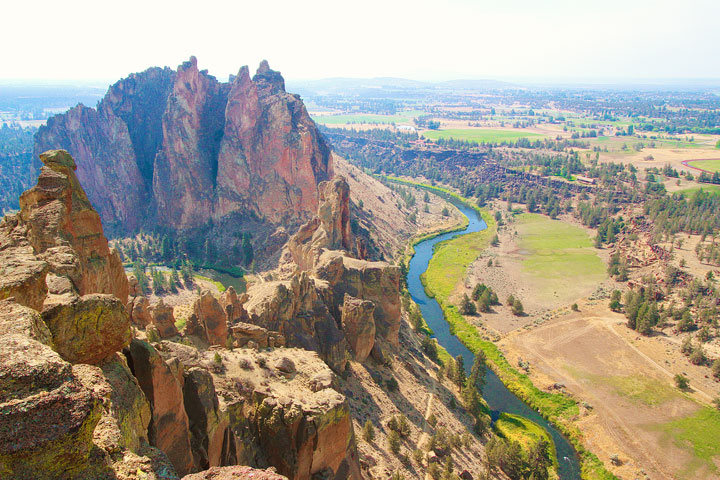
xmin=407 ymin=197 xmax=582 ymax=479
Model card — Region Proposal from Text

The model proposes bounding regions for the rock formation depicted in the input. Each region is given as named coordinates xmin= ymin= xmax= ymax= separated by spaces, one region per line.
xmin=152 ymin=298 xmax=179 ymax=338
xmin=284 ymin=176 xmax=353 ymax=271
xmin=181 ymin=466 xmax=288 ymax=480
xmin=35 ymin=58 xmax=333 ymax=261
xmin=315 ymin=250 xmax=402 ymax=346
xmin=191 ymin=290 xmax=229 ymax=346
xmin=0 ymin=150 xmax=363 ymax=479
xmin=341 ymin=294 xmax=376 ymax=362
xmin=127 ymin=339 xmax=194 ymax=476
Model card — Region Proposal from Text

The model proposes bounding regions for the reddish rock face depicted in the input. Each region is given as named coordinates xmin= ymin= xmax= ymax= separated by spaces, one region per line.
xmin=341 ymin=294 xmax=376 ymax=362
xmin=35 ymin=58 xmax=333 ymax=238
xmin=192 ymin=290 xmax=229 ymax=346
xmin=18 ymin=149 xmax=129 ymax=305
xmin=151 ymin=298 xmax=179 ymax=338
xmin=284 ymin=176 xmax=353 ymax=271
xmin=215 ymin=62 xmax=333 ymax=224
xmin=129 ymin=295 xmax=152 ymax=328
xmin=127 ymin=339 xmax=194 ymax=476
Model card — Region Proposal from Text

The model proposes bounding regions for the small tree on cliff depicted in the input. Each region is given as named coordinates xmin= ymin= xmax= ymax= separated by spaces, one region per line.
xmin=242 ymin=233 xmax=254 ymax=266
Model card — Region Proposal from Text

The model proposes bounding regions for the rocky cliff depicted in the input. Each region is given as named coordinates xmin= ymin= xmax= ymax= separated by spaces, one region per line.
xmin=35 ymin=57 xmax=333 ymax=255
xmin=0 ymin=150 xmax=360 ymax=479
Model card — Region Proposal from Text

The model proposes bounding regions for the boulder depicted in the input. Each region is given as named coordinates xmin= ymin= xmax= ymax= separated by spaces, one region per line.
xmin=231 ymin=322 xmax=270 ymax=348
xmin=42 ymin=293 xmax=132 ymax=364
xmin=341 ymin=294 xmax=376 ymax=362
xmin=0 ymin=334 xmax=101 ymax=479
xmin=193 ymin=290 xmax=228 ymax=346
xmin=127 ymin=339 xmax=194 ymax=476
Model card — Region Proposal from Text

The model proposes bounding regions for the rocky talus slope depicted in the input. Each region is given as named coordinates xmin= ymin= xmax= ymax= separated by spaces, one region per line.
xmin=35 ymin=57 xmax=333 ymax=257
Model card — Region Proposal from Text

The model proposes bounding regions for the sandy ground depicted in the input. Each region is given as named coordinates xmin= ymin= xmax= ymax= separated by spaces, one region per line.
xmin=500 ymin=304 xmax=720 ymax=480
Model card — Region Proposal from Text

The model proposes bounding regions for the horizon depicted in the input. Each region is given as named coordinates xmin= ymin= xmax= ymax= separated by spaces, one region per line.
xmin=5 ymin=0 xmax=719 ymax=85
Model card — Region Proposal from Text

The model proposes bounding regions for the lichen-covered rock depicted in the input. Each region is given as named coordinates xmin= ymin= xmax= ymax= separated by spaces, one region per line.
xmin=0 ymin=239 xmax=48 ymax=311
xmin=192 ymin=290 xmax=228 ymax=346
xmin=0 ymin=334 xmax=101 ymax=479
xmin=182 ymin=466 xmax=288 ymax=480
xmin=341 ymin=294 xmax=376 ymax=362
xmin=152 ymin=298 xmax=179 ymax=338
xmin=315 ymin=250 xmax=401 ymax=346
xmin=127 ymin=339 xmax=194 ymax=476
xmin=73 ymin=354 xmax=151 ymax=453
xmin=42 ymin=293 xmax=132 ymax=364
xmin=0 ymin=299 xmax=52 ymax=345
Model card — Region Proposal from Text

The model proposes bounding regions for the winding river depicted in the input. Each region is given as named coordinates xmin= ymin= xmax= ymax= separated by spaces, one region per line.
xmin=407 ymin=197 xmax=582 ymax=479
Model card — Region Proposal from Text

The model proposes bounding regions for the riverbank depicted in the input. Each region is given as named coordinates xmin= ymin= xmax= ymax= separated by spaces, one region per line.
xmin=398 ymin=178 xmax=616 ymax=480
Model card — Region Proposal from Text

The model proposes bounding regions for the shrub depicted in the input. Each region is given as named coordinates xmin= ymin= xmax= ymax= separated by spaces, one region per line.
xmin=213 ymin=352 xmax=222 ymax=365
xmin=571 ymin=303 xmax=579 ymax=312
xmin=690 ymin=347 xmax=707 ymax=366
xmin=713 ymin=358 xmax=720 ymax=379
xmin=388 ymin=430 xmax=401 ymax=454
xmin=386 ymin=377 xmax=399 ymax=392
xmin=146 ymin=327 xmax=160 ymax=343
xmin=511 ymin=298 xmax=524 ymax=316
xmin=675 ymin=374 xmax=689 ymax=390
xmin=362 ymin=420 xmax=375 ymax=442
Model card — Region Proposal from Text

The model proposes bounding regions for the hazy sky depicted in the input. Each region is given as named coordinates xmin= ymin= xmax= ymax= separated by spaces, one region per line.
xmin=5 ymin=0 xmax=720 ymax=83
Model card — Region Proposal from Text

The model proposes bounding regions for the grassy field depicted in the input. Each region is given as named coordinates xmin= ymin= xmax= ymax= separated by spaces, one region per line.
xmin=423 ymin=128 xmax=544 ymax=143
xmin=687 ymin=158 xmax=720 ymax=172
xmin=677 ymin=184 xmax=720 ymax=196
xmin=312 ymin=110 xmax=421 ymax=125
xmin=424 ymin=225 xmax=496 ymax=299
xmin=515 ymin=214 xmax=605 ymax=296
xmin=656 ymin=407 xmax=720 ymax=477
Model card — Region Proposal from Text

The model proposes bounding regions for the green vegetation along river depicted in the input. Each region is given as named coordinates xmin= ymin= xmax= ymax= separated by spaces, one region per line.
xmin=407 ymin=197 xmax=582 ymax=479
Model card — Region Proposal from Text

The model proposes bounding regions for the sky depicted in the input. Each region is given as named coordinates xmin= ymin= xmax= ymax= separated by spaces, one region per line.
xmin=4 ymin=0 xmax=720 ymax=83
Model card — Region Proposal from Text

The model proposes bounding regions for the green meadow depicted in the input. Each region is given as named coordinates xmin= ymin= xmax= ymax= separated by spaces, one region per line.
xmin=423 ymin=128 xmax=544 ymax=143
